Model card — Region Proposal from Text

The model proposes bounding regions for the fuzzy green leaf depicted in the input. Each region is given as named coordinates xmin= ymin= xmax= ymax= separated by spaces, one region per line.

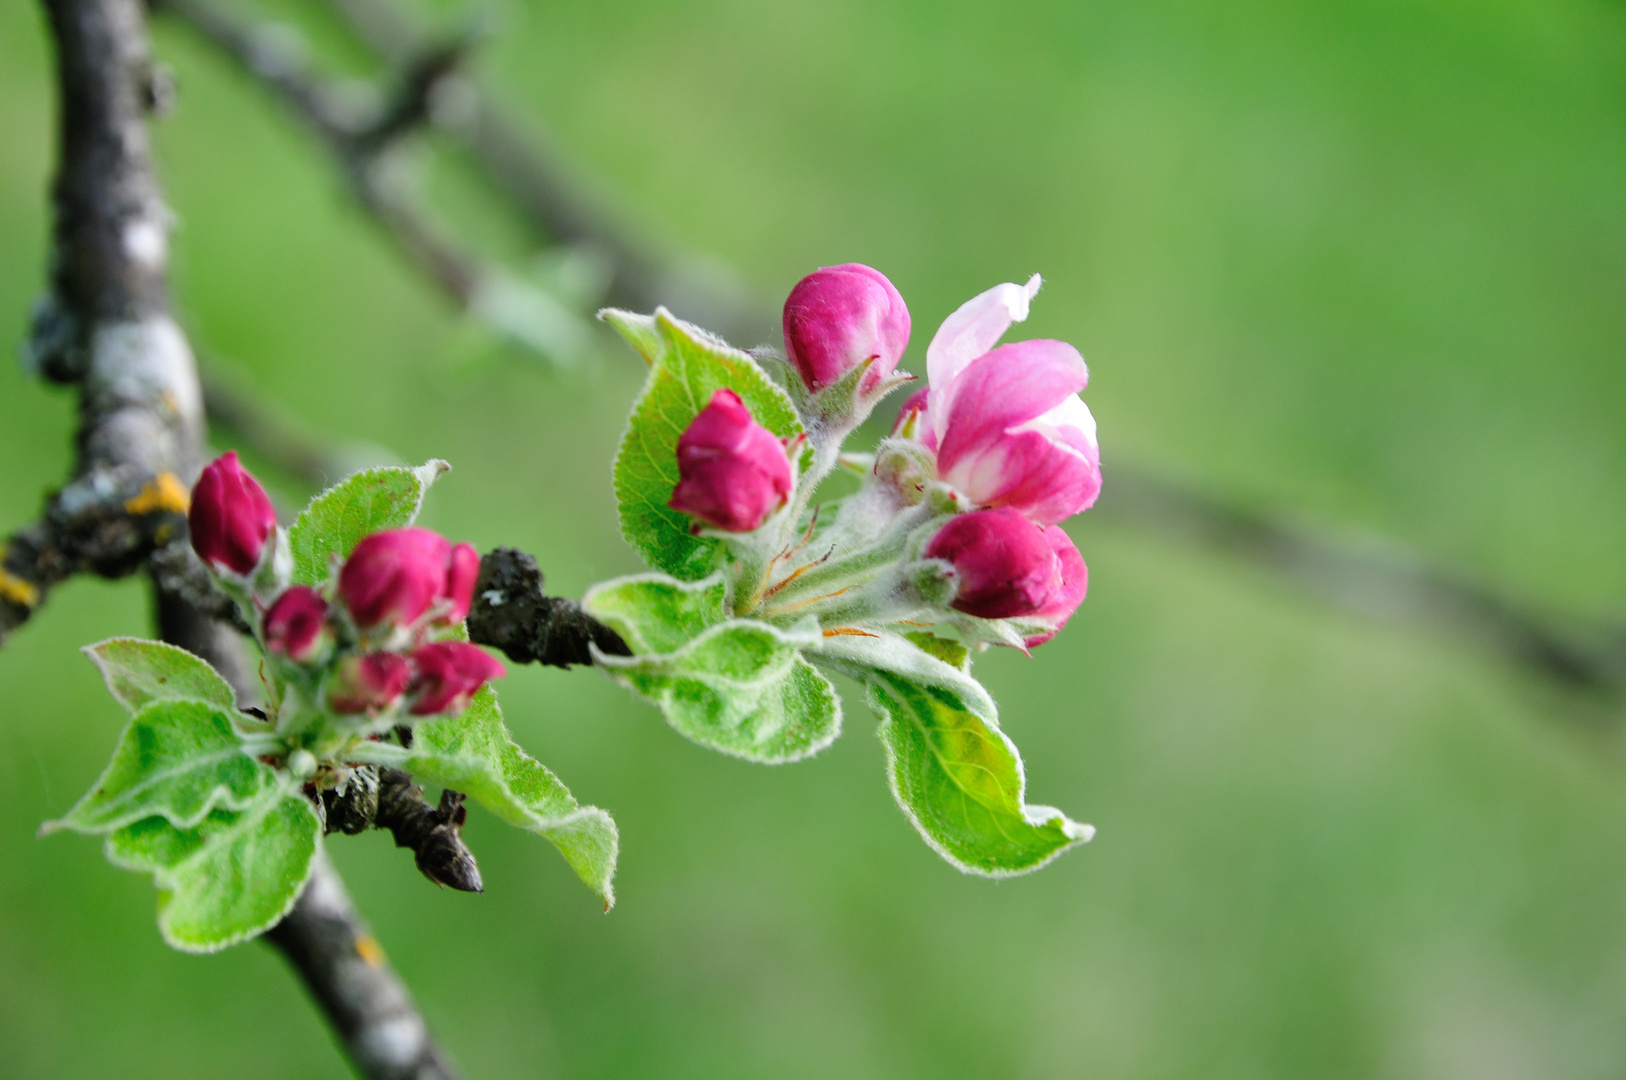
xmin=388 ymin=686 xmax=618 ymax=907
xmin=902 ymin=631 xmax=970 ymax=672
xmin=288 ymin=459 xmax=449 ymax=585
xmin=582 ymin=572 xmax=728 ymax=654
xmin=868 ymin=671 xmax=1092 ymax=876
xmin=48 ymin=699 xmax=275 ymax=834
xmin=84 ymin=637 xmax=236 ymax=714
xmin=609 ymin=308 xmax=801 ymax=580
xmin=597 ymin=618 xmax=840 ymax=763
xmin=815 ymin=631 xmax=1092 ymax=876
xmin=104 ymin=788 xmax=320 ymax=953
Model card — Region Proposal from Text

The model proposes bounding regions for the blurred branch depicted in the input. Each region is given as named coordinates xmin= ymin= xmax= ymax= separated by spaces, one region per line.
xmin=1098 ymin=463 xmax=1626 ymax=699
xmin=19 ymin=2 xmax=464 ymax=1077
xmin=151 ymin=0 xmax=1626 ymax=703
xmin=321 ymin=0 xmax=769 ymax=345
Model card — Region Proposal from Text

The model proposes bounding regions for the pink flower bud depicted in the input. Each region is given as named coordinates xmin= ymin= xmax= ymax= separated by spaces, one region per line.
xmin=924 ymin=278 xmax=1101 ymax=526
xmin=262 ymin=586 xmax=331 ymax=664
xmin=444 ymin=543 xmax=480 ymax=624
xmin=338 ymin=528 xmax=477 ymax=630
xmin=189 ymin=451 xmax=277 ymax=576
xmin=783 ymin=263 xmax=911 ymax=391
xmin=1023 ymin=526 xmax=1088 ymax=648
xmin=668 ymin=389 xmax=794 ymax=533
xmin=924 ymin=508 xmax=1061 ymax=620
xmin=327 ymin=652 xmax=413 ymax=715
xmin=408 ymin=642 xmax=506 ymax=716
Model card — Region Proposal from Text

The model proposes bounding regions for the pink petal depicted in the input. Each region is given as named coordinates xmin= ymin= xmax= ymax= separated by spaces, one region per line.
xmin=926 ymin=274 xmax=1041 ymax=443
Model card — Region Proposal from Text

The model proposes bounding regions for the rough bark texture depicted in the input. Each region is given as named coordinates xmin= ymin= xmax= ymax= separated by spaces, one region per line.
xmin=25 ymin=3 xmax=464 ymax=1077
xmin=466 ymin=546 xmax=630 ymax=667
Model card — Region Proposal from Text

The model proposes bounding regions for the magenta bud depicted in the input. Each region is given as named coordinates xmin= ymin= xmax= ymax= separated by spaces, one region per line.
xmin=409 ymin=642 xmax=506 ymax=716
xmin=262 ymin=586 xmax=331 ymax=664
xmin=189 ymin=451 xmax=277 ymax=576
xmin=337 ymin=527 xmax=460 ymax=630
xmin=668 ymin=389 xmax=794 ymax=533
xmin=327 ymin=652 xmax=413 ymax=715
xmin=1023 ymin=526 xmax=1088 ymax=648
xmin=924 ymin=507 xmax=1062 ymax=620
xmin=783 ymin=263 xmax=911 ymax=392
xmin=444 ymin=543 xmax=480 ymax=624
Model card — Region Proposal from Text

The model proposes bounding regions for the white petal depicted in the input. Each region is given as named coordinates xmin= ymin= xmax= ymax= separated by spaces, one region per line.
xmin=1012 ymin=393 xmax=1097 ymax=452
xmin=925 ymin=273 xmax=1043 ymax=443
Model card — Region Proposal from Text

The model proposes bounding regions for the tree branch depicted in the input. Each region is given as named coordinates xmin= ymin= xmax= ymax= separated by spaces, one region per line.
xmin=26 ymin=2 xmax=464 ymax=1076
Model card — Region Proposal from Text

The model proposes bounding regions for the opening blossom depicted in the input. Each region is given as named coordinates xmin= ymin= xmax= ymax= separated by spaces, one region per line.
xmin=669 ymin=388 xmax=795 ymax=533
xmin=782 ymin=263 xmax=911 ymax=392
xmin=917 ymin=275 xmax=1101 ymax=527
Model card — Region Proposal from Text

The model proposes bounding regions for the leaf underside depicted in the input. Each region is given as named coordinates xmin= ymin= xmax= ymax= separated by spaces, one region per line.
xmin=868 ymin=670 xmax=1091 ymax=876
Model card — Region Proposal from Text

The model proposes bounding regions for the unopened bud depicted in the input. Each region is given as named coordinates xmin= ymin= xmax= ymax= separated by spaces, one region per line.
xmin=783 ymin=264 xmax=910 ymax=392
xmin=327 ymin=652 xmax=413 ymax=715
xmin=668 ymin=389 xmax=794 ymax=533
xmin=408 ymin=642 xmax=506 ymax=716
xmin=262 ymin=585 xmax=331 ymax=664
xmin=923 ymin=507 xmax=1060 ymax=620
xmin=189 ymin=452 xmax=277 ymax=576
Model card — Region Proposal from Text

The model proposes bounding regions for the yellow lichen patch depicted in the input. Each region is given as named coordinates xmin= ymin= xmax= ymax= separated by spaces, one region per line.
xmin=124 ymin=471 xmax=190 ymax=516
xmin=0 ymin=568 xmax=40 ymax=609
xmin=355 ymin=934 xmax=387 ymax=968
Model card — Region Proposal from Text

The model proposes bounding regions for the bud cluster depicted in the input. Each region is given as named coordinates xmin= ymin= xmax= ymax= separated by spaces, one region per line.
xmin=187 ymin=453 xmax=505 ymax=766
xmin=664 ymin=266 xmax=1102 ymax=650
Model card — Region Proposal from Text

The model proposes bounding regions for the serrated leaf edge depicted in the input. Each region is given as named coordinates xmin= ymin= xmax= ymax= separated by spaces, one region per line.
xmin=866 ymin=677 xmax=1093 ymax=880
xmin=43 ymin=698 xmax=274 ymax=835
xmin=82 ymin=637 xmax=236 ymax=714
xmin=104 ymin=786 xmax=321 ymax=954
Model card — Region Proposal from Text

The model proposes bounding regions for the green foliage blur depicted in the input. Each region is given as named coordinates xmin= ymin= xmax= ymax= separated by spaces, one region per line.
xmin=3 ymin=0 xmax=1625 ymax=1076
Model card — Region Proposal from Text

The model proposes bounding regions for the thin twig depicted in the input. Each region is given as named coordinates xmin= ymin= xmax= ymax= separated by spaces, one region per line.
xmin=24 ymin=2 xmax=464 ymax=1076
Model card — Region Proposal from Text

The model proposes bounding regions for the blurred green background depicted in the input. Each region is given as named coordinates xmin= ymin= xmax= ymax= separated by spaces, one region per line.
xmin=4 ymin=0 xmax=1626 ymax=1076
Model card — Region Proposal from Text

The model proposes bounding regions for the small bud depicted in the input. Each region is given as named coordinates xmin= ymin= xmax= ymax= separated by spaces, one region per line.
xmin=262 ymin=585 xmax=331 ymax=664
xmin=286 ymin=749 xmax=318 ymax=779
xmin=189 ymin=451 xmax=277 ymax=576
xmin=408 ymin=642 xmax=506 ymax=716
xmin=783 ymin=263 xmax=910 ymax=392
xmin=337 ymin=528 xmax=453 ymax=631
xmin=668 ymin=389 xmax=794 ymax=533
xmin=327 ymin=652 xmax=413 ymax=715
xmin=924 ymin=507 xmax=1060 ymax=620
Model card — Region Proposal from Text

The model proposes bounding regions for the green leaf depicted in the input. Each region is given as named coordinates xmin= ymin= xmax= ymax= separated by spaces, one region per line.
xmin=582 ymin=572 xmax=728 ymax=654
xmin=47 ymin=699 xmax=276 ymax=834
xmin=288 ymin=459 xmax=450 ymax=586
xmin=385 ymin=686 xmax=618 ymax=908
xmin=84 ymin=637 xmax=236 ymax=714
xmin=597 ymin=618 xmax=840 ymax=763
xmin=902 ymin=631 xmax=970 ymax=673
xmin=814 ymin=632 xmax=1092 ymax=876
xmin=610 ymin=308 xmax=802 ymax=580
xmin=598 ymin=307 xmax=660 ymax=365
xmin=104 ymin=788 xmax=321 ymax=953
